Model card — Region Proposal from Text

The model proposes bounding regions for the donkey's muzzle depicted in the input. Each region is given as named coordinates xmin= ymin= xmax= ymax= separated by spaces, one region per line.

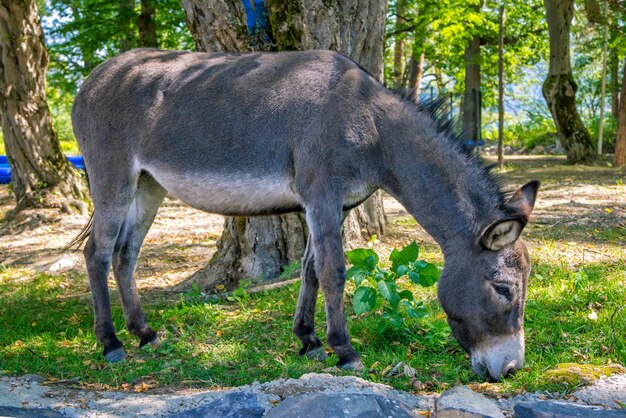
xmin=470 ymin=332 xmax=525 ymax=381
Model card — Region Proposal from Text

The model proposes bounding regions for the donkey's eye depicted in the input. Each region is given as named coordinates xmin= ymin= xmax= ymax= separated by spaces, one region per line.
xmin=493 ymin=284 xmax=511 ymax=300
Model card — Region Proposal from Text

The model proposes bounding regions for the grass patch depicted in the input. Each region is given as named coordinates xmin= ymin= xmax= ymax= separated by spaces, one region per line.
xmin=0 ymin=252 xmax=624 ymax=394
xmin=0 ymin=156 xmax=624 ymax=394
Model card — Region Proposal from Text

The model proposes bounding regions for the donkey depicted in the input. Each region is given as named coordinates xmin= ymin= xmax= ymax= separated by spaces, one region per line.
xmin=71 ymin=48 xmax=539 ymax=381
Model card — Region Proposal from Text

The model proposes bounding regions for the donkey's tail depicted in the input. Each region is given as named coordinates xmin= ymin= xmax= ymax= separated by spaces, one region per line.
xmin=63 ymin=213 xmax=93 ymax=252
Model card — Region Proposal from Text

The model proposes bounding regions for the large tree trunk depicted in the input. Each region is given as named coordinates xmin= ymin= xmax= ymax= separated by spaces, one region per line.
xmin=615 ymin=58 xmax=626 ymax=166
xmin=0 ymin=0 xmax=88 ymax=213
xmin=138 ymin=0 xmax=157 ymax=48
xmin=462 ymin=34 xmax=481 ymax=144
xmin=542 ymin=0 xmax=595 ymax=162
xmin=180 ymin=0 xmax=387 ymax=292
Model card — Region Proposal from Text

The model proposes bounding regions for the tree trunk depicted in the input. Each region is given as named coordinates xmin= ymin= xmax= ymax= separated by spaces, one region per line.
xmin=462 ymin=34 xmax=481 ymax=143
xmin=392 ymin=0 xmax=407 ymax=89
xmin=0 ymin=0 xmax=88 ymax=213
xmin=615 ymin=58 xmax=626 ymax=166
xmin=119 ymin=0 xmax=137 ymax=51
xmin=497 ymin=5 xmax=505 ymax=169
xmin=542 ymin=0 xmax=595 ymax=162
xmin=610 ymin=49 xmax=620 ymax=120
xmin=407 ymin=46 xmax=425 ymax=94
xmin=138 ymin=0 xmax=157 ymax=48
xmin=180 ymin=0 xmax=387 ymax=292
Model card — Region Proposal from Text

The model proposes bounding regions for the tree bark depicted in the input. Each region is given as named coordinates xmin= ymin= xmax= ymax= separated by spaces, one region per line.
xmin=180 ymin=0 xmax=387 ymax=292
xmin=119 ymin=0 xmax=137 ymax=51
xmin=615 ymin=58 xmax=626 ymax=166
xmin=462 ymin=34 xmax=481 ymax=143
xmin=497 ymin=5 xmax=505 ymax=169
xmin=407 ymin=46 xmax=424 ymax=94
xmin=392 ymin=0 xmax=407 ymax=89
xmin=542 ymin=0 xmax=595 ymax=162
xmin=138 ymin=0 xmax=157 ymax=48
xmin=610 ymin=49 xmax=620 ymax=120
xmin=0 ymin=0 xmax=88 ymax=213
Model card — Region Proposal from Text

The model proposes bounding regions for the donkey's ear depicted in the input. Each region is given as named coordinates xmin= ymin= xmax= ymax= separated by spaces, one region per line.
xmin=481 ymin=181 xmax=540 ymax=251
xmin=504 ymin=180 xmax=540 ymax=223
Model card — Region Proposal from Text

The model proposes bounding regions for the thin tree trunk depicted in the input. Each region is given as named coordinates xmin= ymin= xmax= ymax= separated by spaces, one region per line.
xmin=0 ymin=0 xmax=88 ymax=214
xmin=597 ymin=0 xmax=609 ymax=156
xmin=392 ymin=0 xmax=407 ymax=89
xmin=497 ymin=5 xmax=506 ymax=169
xmin=180 ymin=0 xmax=387 ymax=292
xmin=119 ymin=0 xmax=136 ymax=51
xmin=407 ymin=46 xmax=425 ymax=94
xmin=462 ymin=34 xmax=481 ymax=143
xmin=138 ymin=0 xmax=157 ymax=48
xmin=542 ymin=0 xmax=595 ymax=162
xmin=615 ymin=58 xmax=626 ymax=166
xmin=610 ymin=51 xmax=620 ymax=119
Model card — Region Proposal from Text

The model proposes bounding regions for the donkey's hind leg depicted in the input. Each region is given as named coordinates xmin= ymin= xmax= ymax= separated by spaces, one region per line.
xmin=112 ymin=174 xmax=166 ymax=347
xmin=293 ymin=235 xmax=327 ymax=361
xmin=84 ymin=176 xmax=138 ymax=362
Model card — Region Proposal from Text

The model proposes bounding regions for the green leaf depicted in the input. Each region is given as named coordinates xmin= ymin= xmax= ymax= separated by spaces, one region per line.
xmin=352 ymin=286 xmax=377 ymax=315
xmin=346 ymin=248 xmax=379 ymax=272
xmin=408 ymin=271 xmax=420 ymax=284
xmin=417 ymin=263 xmax=441 ymax=287
xmin=396 ymin=265 xmax=408 ymax=277
xmin=380 ymin=280 xmax=401 ymax=307
xmin=389 ymin=241 xmax=420 ymax=273
xmin=346 ymin=266 xmax=368 ymax=286
xmin=399 ymin=290 xmax=414 ymax=301
xmin=405 ymin=306 xmax=428 ymax=319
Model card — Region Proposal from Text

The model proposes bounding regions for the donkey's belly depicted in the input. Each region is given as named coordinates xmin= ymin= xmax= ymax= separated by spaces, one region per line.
xmin=148 ymin=169 xmax=302 ymax=215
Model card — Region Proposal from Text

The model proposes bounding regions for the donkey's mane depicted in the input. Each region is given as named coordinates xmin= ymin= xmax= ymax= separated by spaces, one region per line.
xmin=395 ymin=88 xmax=510 ymax=207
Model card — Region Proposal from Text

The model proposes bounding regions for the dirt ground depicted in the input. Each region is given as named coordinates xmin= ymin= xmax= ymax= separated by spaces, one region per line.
xmin=0 ymin=156 xmax=624 ymax=289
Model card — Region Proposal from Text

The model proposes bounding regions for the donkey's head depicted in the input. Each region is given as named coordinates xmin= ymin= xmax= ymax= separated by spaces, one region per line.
xmin=437 ymin=180 xmax=539 ymax=381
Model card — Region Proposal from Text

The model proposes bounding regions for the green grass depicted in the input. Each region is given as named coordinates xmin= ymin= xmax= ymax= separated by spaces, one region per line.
xmin=0 ymin=254 xmax=623 ymax=394
xmin=0 ymin=156 xmax=624 ymax=394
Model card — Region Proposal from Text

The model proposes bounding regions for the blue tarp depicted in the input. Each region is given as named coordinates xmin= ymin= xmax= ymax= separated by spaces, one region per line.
xmin=0 ymin=155 xmax=84 ymax=184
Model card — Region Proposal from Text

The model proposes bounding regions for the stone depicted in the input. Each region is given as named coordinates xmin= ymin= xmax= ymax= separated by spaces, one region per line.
xmin=573 ymin=373 xmax=626 ymax=409
xmin=20 ymin=374 xmax=46 ymax=383
xmin=0 ymin=406 xmax=64 ymax=417
xmin=265 ymin=392 xmax=418 ymax=418
xmin=169 ymin=391 xmax=265 ymax=418
xmin=514 ymin=401 xmax=626 ymax=417
xmin=434 ymin=385 xmax=505 ymax=418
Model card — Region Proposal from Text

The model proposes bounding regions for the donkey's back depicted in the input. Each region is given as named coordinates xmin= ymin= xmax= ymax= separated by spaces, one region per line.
xmin=73 ymin=48 xmax=384 ymax=216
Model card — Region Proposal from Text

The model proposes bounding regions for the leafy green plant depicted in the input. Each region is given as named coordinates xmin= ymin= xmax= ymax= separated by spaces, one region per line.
xmin=346 ymin=241 xmax=441 ymax=331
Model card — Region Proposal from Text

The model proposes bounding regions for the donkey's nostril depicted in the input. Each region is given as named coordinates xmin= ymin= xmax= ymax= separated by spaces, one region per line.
xmin=502 ymin=360 xmax=519 ymax=378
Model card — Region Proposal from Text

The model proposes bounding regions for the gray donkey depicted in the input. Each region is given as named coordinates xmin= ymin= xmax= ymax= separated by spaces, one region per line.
xmin=72 ymin=48 xmax=539 ymax=381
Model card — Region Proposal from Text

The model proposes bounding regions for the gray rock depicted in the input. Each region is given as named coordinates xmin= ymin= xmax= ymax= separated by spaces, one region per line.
xmin=514 ymin=401 xmax=626 ymax=417
xmin=435 ymin=386 xmax=505 ymax=418
xmin=265 ymin=393 xmax=418 ymax=418
xmin=20 ymin=374 xmax=46 ymax=383
xmin=169 ymin=391 xmax=265 ymax=418
xmin=0 ymin=406 xmax=64 ymax=417
xmin=573 ymin=374 xmax=626 ymax=409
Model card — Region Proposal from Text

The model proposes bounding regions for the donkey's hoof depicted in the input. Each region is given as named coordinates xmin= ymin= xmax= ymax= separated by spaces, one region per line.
xmin=104 ymin=347 xmax=127 ymax=363
xmin=338 ymin=358 xmax=364 ymax=371
xmin=139 ymin=335 xmax=160 ymax=348
xmin=138 ymin=328 xmax=159 ymax=347
xmin=305 ymin=346 xmax=328 ymax=361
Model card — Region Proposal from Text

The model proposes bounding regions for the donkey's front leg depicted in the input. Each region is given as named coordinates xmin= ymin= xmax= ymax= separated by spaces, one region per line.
xmin=306 ymin=205 xmax=362 ymax=370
